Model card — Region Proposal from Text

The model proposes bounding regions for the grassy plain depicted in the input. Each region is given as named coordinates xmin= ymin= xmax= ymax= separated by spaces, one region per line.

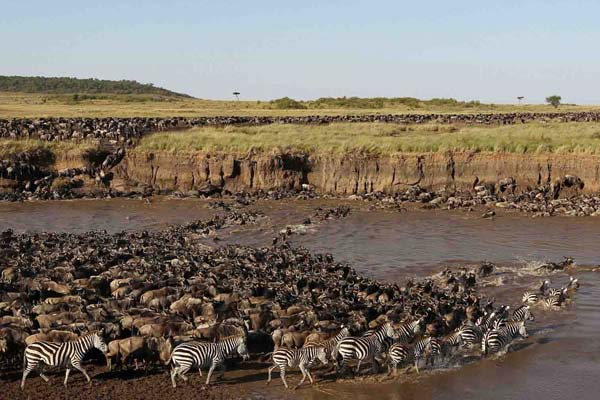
xmin=134 ymin=122 xmax=600 ymax=155
xmin=2 ymin=92 xmax=600 ymax=119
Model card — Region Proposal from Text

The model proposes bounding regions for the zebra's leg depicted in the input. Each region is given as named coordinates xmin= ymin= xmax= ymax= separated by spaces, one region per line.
xmin=266 ymin=365 xmax=276 ymax=385
xmin=217 ymin=363 xmax=226 ymax=380
xmin=387 ymin=362 xmax=395 ymax=376
xmin=280 ymin=366 xmax=289 ymax=389
xmin=39 ymin=371 xmax=50 ymax=383
xmin=306 ymin=368 xmax=314 ymax=385
xmin=294 ymin=362 xmax=309 ymax=390
xmin=72 ymin=361 xmax=91 ymax=383
xmin=355 ymin=359 xmax=362 ymax=374
xmin=206 ymin=362 xmax=216 ymax=385
xmin=371 ymin=356 xmax=380 ymax=373
xmin=171 ymin=367 xmax=178 ymax=388
xmin=414 ymin=358 xmax=420 ymax=374
xmin=64 ymin=368 xmax=71 ymax=387
xmin=179 ymin=365 xmax=190 ymax=382
xmin=21 ymin=361 xmax=36 ymax=390
xmin=338 ymin=357 xmax=347 ymax=375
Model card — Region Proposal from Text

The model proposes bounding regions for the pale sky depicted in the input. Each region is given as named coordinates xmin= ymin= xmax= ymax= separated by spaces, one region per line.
xmin=2 ymin=0 xmax=599 ymax=103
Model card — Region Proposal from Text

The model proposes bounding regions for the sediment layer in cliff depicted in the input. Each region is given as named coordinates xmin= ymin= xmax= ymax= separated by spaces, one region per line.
xmin=116 ymin=150 xmax=600 ymax=194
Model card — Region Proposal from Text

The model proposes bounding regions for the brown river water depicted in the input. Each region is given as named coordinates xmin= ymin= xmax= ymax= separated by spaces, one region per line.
xmin=1 ymin=198 xmax=599 ymax=400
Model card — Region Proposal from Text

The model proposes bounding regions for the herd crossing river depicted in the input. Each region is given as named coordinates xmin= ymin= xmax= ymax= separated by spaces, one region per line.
xmin=0 ymin=198 xmax=599 ymax=400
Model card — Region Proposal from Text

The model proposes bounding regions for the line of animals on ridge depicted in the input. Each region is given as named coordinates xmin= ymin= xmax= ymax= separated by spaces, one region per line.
xmin=17 ymin=275 xmax=580 ymax=391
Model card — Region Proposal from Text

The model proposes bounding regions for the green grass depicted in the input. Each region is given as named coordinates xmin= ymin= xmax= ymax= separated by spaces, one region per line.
xmin=0 ymin=139 xmax=96 ymax=159
xmin=135 ymin=122 xmax=600 ymax=156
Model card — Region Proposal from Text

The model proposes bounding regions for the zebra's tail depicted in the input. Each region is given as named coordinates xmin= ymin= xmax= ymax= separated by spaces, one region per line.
xmin=258 ymin=352 xmax=273 ymax=363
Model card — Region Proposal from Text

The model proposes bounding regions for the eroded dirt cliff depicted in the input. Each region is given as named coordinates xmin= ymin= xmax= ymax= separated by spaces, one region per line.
xmin=116 ymin=150 xmax=600 ymax=194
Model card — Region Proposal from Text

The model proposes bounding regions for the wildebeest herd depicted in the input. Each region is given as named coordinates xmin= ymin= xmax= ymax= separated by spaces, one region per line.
xmin=2 ymin=112 xmax=600 ymax=144
xmin=0 ymin=209 xmax=580 ymax=393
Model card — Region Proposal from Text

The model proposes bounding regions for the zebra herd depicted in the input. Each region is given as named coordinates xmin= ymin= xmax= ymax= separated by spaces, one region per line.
xmin=18 ymin=276 xmax=579 ymax=391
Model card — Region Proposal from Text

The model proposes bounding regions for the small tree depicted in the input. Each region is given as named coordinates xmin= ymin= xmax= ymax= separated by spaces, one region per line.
xmin=233 ymin=91 xmax=240 ymax=100
xmin=546 ymin=95 xmax=561 ymax=108
xmin=517 ymin=96 xmax=524 ymax=104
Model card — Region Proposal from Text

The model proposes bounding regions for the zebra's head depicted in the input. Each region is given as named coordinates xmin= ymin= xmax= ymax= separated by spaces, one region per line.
xmin=236 ymin=341 xmax=250 ymax=360
xmin=315 ymin=346 xmax=328 ymax=365
xmin=517 ymin=321 xmax=528 ymax=338
xmin=569 ymin=276 xmax=579 ymax=289
xmin=525 ymin=305 xmax=535 ymax=321
xmin=413 ymin=317 xmax=426 ymax=335
xmin=382 ymin=322 xmax=397 ymax=339
xmin=338 ymin=326 xmax=350 ymax=338
xmin=93 ymin=332 xmax=108 ymax=353
xmin=541 ymin=280 xmax=551 ymax=292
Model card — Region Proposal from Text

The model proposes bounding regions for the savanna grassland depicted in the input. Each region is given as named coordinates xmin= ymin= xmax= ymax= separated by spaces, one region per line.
xmin=2 ymin=92 xmax=599 ymax=119
xmin=134 ymin=122 xmax=600 ymax=156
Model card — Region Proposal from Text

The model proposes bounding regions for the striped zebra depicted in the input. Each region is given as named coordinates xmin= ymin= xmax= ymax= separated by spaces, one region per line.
xmin=481 ymin=321 xmax=528 ymax=355
xmin=478 ymin=305 xmax=510 ymax=330
xmin=456 ymin=325 xmax=484 ymax=348
xmin=413 ymin=337 xmax=441 ymax=373
xmin=303 ymin=326 xmax=349 ymax=361
xmin=169 ymin=335 xmax=249 ymax=387
xmin=387 ymin=343 xmax=411 ymax=376
xmin=394 ymin=318 xmax=425 ymax=344
xmin=522 ymin=280 xmax=551 ymax=304
xmin=542 ymin=289 xmax=568 ymax=309
xmin=512 ymin=305 xmax=535 ymax=322
xmin=333 ymin=322 xmax=398 ymax=374
xmin=266 ymin=346 xmax=328 ymax=389
xmin=21 ymin=331 xmax=107 ymax=389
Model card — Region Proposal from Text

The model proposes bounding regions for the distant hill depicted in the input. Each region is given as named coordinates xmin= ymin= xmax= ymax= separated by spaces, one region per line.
xmin=0 ymin=75 xmax=192 ymax=98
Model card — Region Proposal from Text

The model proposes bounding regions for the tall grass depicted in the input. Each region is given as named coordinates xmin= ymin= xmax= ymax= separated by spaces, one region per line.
xmin=0 ymin=139 xmax=96 ymax=158
xmin=135 ymin=122 xmax=600 ymax=155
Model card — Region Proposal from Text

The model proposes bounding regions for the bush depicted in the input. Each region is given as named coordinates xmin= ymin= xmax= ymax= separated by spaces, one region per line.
xmin=270 ymin=97 xmax=307 ymax=109
xmin=82 ymin=147 xmax=110 ymax=168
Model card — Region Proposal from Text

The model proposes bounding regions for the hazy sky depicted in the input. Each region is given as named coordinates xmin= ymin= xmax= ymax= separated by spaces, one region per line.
xmin=2 ymin=1 xmax=599 ymax=103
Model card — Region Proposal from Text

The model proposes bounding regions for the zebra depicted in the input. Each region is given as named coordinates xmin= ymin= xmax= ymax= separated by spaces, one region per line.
xmin=511 ymin=305 xmax=535 ymax=322
xmin=542 ymin=289 xmax=568 ymax=309
xmin=456 ymin=325 xmax=484 ymax=348
xmin=441 ymin=332 xmax=463 ymax=356
xmin=522 ymin=280 xmax=551 ymax=304
xmin=481 ymin=321 xmax=528 ymax=355
xmin=394 ymin=318 xmax=425 ymax=344
xmin=413 ymin=337 xmax=441 ymax=373
xmin=333 ymin=322 xmax=398 ymax=374
xmin=303 ymin=326 xmax=349 ymax=363
xmin=21 ymin=331 xmax=107 ymax=389
xmin=387 ymin=343 xmax=411 ymax=376
xmin=567 ymin=276 xmax=580 ymax=290
xmin=169 ymin=335 xmax=249 ymax=387
xmin=266 ymin=346 xmax=328 ymax=389
xmin=478 ymin=305 xmax=510 ymax=331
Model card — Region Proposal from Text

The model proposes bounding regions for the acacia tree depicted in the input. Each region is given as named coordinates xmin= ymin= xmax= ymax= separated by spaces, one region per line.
xmin=546 ymin=95 xmax=561 ymax=108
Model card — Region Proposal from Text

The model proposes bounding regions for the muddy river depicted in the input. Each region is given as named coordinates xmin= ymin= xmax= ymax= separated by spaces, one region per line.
xmin=1 ymin=198 xmax=599 ymax=400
